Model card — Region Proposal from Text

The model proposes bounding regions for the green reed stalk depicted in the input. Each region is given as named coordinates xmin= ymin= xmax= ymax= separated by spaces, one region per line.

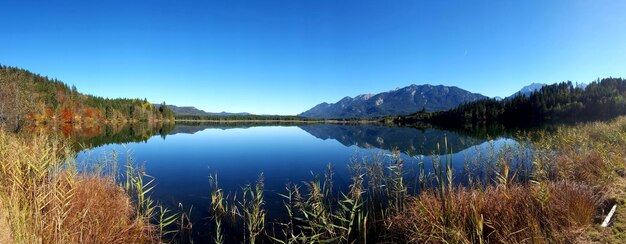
xmin=240 ymin=174 xmax=265 ymax=244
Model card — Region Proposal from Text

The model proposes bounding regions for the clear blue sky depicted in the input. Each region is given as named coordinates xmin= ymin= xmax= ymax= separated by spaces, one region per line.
xmin=1 ymin=0 xmax=626 ymax=115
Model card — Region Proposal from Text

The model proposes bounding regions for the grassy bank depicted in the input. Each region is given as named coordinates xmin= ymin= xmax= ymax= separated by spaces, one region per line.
xmin=549 ymin=117 xmax=626 ymax=243
xmin=389 ymin=117 xmax=626 ymax=243
xmin=0 ymin=130 xmax=182 ymax=243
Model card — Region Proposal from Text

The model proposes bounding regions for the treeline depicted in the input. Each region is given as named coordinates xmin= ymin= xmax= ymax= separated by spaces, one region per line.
xmin=393 ymin=77 xmax=626 ymax=127
xmin=176 ymin=114 xmax=323 ymax=121
xmin=0 ymin=65 xmax=175 ymax=131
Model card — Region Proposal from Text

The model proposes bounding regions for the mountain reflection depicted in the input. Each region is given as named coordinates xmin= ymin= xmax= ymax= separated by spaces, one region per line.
xmin=299 ymin=124 xmax=486 ymax=155
xmin=52 ymin=122 xmax=491 ymax=155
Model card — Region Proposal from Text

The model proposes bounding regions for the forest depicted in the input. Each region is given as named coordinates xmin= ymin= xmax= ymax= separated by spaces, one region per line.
xmin=392 ymin=77 xmax=626 ymax=127
xmin=0 ymin=65 xmax=175 ymax=132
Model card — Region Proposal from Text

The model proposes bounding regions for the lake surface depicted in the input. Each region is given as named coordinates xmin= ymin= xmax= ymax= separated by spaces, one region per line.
xmin=76 ymin=123 xmax=526 ymax=241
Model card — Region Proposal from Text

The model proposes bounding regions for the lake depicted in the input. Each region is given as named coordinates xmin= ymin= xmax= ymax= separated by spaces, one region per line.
xmin=75 ymin=123 xmax=528 ymax=242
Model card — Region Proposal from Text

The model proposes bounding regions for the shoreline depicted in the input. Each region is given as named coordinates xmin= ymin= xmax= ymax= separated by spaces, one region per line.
xmin=173 ymin=119 xmax=380 ymax=124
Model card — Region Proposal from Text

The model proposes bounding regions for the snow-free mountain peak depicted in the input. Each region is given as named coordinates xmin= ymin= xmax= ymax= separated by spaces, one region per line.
xmin=299 ymin=84 xmax=487 ymax=119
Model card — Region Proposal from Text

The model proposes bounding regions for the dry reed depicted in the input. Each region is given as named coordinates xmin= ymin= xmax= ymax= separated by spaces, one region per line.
xmin=0 ymin=129 xmax=168 ymax=243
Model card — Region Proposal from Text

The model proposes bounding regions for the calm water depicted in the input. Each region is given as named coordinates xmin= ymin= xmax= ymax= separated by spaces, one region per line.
xmin=76 ymin=123 xmax=525 ymax=241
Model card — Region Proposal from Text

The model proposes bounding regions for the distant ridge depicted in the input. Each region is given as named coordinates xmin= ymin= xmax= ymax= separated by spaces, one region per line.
xmin=299 ymin=84 xmax=487 ymax=119
xmin=157 ymin=104 xmax=251 ymax=116
xmin=507 ymin=83 xmax=546 ymax=99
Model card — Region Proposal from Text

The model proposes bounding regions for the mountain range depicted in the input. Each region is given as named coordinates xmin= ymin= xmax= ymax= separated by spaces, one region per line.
xmin=162 ymin=104 xmax=251 ymax=116
xmin=167 ymin=82 xmax=580 ymax=119
xmin=299 ymin=84 xmax=488 ymax=119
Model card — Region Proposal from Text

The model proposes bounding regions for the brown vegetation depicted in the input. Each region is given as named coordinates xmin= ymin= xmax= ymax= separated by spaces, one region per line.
xmin=59 ymin=175 xmax=155 ymax=243
xmin=0 ymin=129 xmax=158 ymax=243
xmin=389 ymin=116 xmax=626 ymax=243
xmin=0 ymin=204 xmax=11 ymax=243
xmin=389 ymin=182 xmax=601 ymax=243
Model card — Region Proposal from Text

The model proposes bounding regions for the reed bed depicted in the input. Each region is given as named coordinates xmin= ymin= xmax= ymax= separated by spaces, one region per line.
xmin=0 ymin=129 xmax=184 ymax=243
xmin=388 ymin=180 xmax=601 ymax=243
xmin=530 ymin=117 xmax=626 ymax=243
xmin=389 ymin=117 xmax=626 ymax=243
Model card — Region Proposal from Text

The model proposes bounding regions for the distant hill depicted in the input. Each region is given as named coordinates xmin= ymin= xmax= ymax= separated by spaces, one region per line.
xmin=507 ymin=83 xmax=546 ymax=99
xmin=299 ymin=84 xmax=487 ymax=119
xmin=161 ymin=104 xmax=251 ymax=116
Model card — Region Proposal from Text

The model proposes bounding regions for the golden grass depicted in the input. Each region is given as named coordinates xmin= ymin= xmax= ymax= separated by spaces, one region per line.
xmin=580 ymin=176 xmax=626 ymax=243
xmin=0 ymin=203 xmax=11 ymax=243
xmin=534 ymin=117 xmax=626 ymax=243
xmin=61 ymin=175 xmax=155 ymax=243
xmin=388 ymin=181 xmax=601 ymax=243
xmin=387 ymin=116 xmax=626 ymax=243
xmin=0 ymin=129 xmax=157 ymax=243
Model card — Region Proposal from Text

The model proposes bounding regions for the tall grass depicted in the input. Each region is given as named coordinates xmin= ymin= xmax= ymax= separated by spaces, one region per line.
xmin=208 ymin=144 xmax=500 ymax=242
xmin=387 ymin=117 xmax=626 ymax=243
xmin=0 ymin=129 xmax=186 ymax=243
xmin=389 ymin=181 xmax=601 ymax=243
xmin=241 ymin=174 xmax=266 ymax=244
